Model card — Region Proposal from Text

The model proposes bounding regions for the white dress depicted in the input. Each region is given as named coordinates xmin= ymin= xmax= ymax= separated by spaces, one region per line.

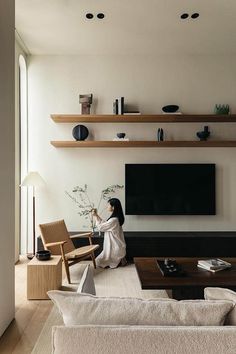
xmin=95 ymin=217 xmax=126 ymax=268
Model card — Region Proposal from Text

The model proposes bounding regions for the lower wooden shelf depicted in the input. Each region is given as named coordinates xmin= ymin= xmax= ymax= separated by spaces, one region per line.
xmin=51 ymin=140 xmax=236 ymax=148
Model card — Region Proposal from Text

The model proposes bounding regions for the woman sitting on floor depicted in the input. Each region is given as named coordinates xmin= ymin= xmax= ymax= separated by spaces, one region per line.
xmin=92 ymin=198 xmax=127 ymax=268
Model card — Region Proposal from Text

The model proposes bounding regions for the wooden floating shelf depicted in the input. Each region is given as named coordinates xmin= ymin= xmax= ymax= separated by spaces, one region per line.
xmin=51 ymin=140 xmax=236 ymax=148
xmin=51 ymin=114 xmax=236 ymax=123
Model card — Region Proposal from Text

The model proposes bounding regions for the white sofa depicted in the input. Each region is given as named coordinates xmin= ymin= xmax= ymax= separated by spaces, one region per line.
xmin=49 ymin=267 xmax=236 ymax=354
xmin=52 ymin=325 xmax=236 ymax=354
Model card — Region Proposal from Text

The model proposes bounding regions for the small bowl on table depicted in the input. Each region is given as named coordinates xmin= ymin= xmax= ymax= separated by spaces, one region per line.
xmin=36 ymin=250 xmax=51 ymax=261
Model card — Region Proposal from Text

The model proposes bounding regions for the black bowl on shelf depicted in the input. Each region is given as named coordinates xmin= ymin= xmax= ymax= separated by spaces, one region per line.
xmin=117 ymin=133 xmax=126 ymax=139
xmin=162 ymin=105 xmax=179 ymax=113
xmin=36 ymin=250 xmax=51 ymax=261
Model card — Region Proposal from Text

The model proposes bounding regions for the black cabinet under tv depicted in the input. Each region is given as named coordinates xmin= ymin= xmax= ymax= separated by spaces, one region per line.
xmin=37 ymin=231 xmax=236 ymax=260
xmin=117 ymin=232 xmax=236 ymax=260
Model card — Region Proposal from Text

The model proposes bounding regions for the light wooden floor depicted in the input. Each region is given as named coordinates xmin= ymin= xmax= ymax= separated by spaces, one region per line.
xmin=0 ymin=257 xmax=53 ymax=354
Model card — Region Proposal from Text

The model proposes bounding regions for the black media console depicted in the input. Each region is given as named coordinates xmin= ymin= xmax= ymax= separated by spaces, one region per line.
xmin=37 ymin=231 xmax=236 ymax=260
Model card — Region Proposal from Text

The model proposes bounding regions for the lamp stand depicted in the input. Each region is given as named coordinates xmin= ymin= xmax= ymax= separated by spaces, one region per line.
xmin=27 ymin=187 xmax=36 ymax=260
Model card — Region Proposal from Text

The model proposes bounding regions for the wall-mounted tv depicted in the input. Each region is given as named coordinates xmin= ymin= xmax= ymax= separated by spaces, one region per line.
xmin=125 ymin=164 xmax=216 ymax=215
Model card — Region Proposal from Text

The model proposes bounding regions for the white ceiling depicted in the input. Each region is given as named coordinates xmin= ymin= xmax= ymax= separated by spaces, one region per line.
xmin=15 ymin=0 xmax=236 ymax=55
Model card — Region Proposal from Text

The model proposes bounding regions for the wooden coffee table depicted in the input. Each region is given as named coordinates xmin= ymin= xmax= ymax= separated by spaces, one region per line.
xmin=134 ymin=257 xmax=236 ymax=300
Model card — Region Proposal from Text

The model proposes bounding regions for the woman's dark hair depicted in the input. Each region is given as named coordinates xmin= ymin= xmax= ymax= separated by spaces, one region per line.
xmin=108 ymin=198 xmax=125 ymax=226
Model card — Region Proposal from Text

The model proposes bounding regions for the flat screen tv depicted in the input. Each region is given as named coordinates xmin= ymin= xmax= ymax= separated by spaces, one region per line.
xmin=125 ymin=164 xmax=216 ymax=215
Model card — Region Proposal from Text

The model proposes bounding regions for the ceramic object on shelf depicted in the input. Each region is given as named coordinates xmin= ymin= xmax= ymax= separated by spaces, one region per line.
xmin=79 ymin=94 xmax=93 ymax=114
xmin=117 ymin=133 xmax=126 ymax=139
xmin=72 ymin=125 xmax=89 ymax=141
xmin=157 ymin=128 xmax=164 ymax=141
xmin=36 ymin=250 xmax=51 ymax=261
xmin=214 ymin=104 xmax=230 ymax=115
xmin=162 ymin=105 xmax=179 ymax=113
xmin=196 ymin=126 xmax=210 ymax=141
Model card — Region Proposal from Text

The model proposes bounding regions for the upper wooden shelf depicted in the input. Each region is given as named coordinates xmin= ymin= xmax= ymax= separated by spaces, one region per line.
xmin=51 ymin=140 xmax=236 ymax=148
xmin=51 ymin=114 xmax=236 ymax=123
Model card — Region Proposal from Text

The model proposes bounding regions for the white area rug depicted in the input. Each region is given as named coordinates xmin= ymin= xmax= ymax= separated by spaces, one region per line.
xmin=31 ymin=262 xmax=170 ymax=354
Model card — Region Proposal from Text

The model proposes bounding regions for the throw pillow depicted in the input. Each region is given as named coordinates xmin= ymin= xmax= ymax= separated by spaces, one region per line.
xmin=204 ymin=287 xmax=236 ymax=325
xmin=47 ymin=291 xmax=233 ymax=327
xmin=77 ymin=265 xmax=96 ymax=296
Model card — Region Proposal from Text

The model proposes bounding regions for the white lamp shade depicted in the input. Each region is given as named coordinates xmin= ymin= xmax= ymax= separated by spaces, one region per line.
xmin=21 ymin=171 xmax=45 ymax=187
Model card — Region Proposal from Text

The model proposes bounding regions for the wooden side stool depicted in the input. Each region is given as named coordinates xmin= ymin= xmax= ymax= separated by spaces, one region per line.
xmin=27 ymin=255 xmax=62 ymax=300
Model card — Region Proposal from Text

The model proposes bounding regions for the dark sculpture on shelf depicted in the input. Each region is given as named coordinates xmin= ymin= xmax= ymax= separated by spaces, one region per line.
xmin=157 ymin=128 xmax=164 ymax=141
xmin=196 ymin=126 xmax=210 ymax=141
xmin=72 ymin=125 xmax=89 ymax=141
xmin=79 ymin=94 xmax=93 ymax=114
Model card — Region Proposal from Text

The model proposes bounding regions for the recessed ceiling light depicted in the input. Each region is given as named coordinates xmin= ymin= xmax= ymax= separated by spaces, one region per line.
xmin=191 ymin=13 xmax=200 ymax=19
xmin=86 ymin=13 xmax=94 ymax=19
xmin=180 ymin=13 xmax=189 ymax=19
xmin=97 ymin=13 xmax=105 ymax=19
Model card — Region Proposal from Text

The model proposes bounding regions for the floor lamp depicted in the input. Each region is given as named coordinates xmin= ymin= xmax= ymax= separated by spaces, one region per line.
xmin=21 ymin=171 xmax=45 ymax=259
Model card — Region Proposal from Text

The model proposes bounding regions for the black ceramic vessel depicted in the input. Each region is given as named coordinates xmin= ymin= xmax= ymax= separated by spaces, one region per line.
xmin=72 ymin=125 xmax=89 ymax=141
xmin=157 ymin=128 xmax=164 ymax=141
xmin=196 ymin=126 xmax=210 ymax=141
xmin=162 ymin=105 xmax=179 ymax=113
xmin=117 ymin=133 xmax=126 ymax=139
xmin=36 ymin=250 xmax=51 ymax=261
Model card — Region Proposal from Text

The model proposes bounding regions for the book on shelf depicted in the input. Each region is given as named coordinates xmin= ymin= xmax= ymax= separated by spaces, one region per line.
xmin=197 ymin=259 xmax=231 ymax=272
xmin=123 ymin=111 xmax=141 ymax=115
xmin=118 ymin=97 xmax=124 ymax=115
xmin=162 ymin=112 xmax=183 ymax=115
xmin=113 ymin=138 xmax=130 ymax=141
xmin=113 ymin=99 xmax=119 ymax=115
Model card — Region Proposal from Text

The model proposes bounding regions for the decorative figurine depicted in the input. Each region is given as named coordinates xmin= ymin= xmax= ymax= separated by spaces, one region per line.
xmin=79 ymin=94 xmax=93 ymax=114
xmin=196 ymin=126 xmax=210 ymax=141
xmin=214 ymin=104 xmax=230 ymax=115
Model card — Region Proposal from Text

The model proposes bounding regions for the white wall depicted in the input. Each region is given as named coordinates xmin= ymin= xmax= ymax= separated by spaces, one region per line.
xmin=27 ymin=54 xmax=236 ymax=236
xmin=0 ymin=0 xmax=15 ymax=337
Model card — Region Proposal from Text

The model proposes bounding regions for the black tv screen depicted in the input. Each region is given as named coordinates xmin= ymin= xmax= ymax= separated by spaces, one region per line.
xmin=125 ymin=164 xmax=216 ymax=215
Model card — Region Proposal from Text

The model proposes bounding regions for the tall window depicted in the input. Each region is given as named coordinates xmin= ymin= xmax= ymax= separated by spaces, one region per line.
xmin=19 ymin=54 xmax=28 ymax=254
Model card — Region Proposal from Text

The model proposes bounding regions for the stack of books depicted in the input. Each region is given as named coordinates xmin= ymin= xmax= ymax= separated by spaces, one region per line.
xmin=197 ymin=258 xmax=231 ymax=273
xmin=113 ymin=97 xmax=140 ymax=115
xmin=113 ymin=97 xmax=124 ymax=115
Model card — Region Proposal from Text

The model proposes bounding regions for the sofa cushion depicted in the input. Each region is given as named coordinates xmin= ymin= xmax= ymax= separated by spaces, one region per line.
xmin=77 ymin=265 xmax=96 ymax=296
xmin=52 ymin=326 xmax=236 ymax=354
xmin=48 ymin=291 xmax=233 ymax=327
xmin=204 ymin=287 xmax=236 ymax=325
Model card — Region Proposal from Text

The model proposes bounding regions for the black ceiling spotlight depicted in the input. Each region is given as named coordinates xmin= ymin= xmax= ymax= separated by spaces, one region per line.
xmin=180 ymin=13 xmax=189 ymax=19
xmin=97 ymin=13 xmax=105 ymax=19
xmin=191 ymin=13 xmax=200 ymax=19
xmin=86 ymin=13 xmax=94 ymax=19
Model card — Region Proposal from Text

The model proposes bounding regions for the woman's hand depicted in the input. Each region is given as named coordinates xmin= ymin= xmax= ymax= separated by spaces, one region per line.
xmin=91 ymin=208 xmax=98 ymax=216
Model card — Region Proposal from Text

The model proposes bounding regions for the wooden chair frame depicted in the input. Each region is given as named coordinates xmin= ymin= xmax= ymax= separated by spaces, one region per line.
xmin=44 ymin=232 xmax=98 ymax=284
